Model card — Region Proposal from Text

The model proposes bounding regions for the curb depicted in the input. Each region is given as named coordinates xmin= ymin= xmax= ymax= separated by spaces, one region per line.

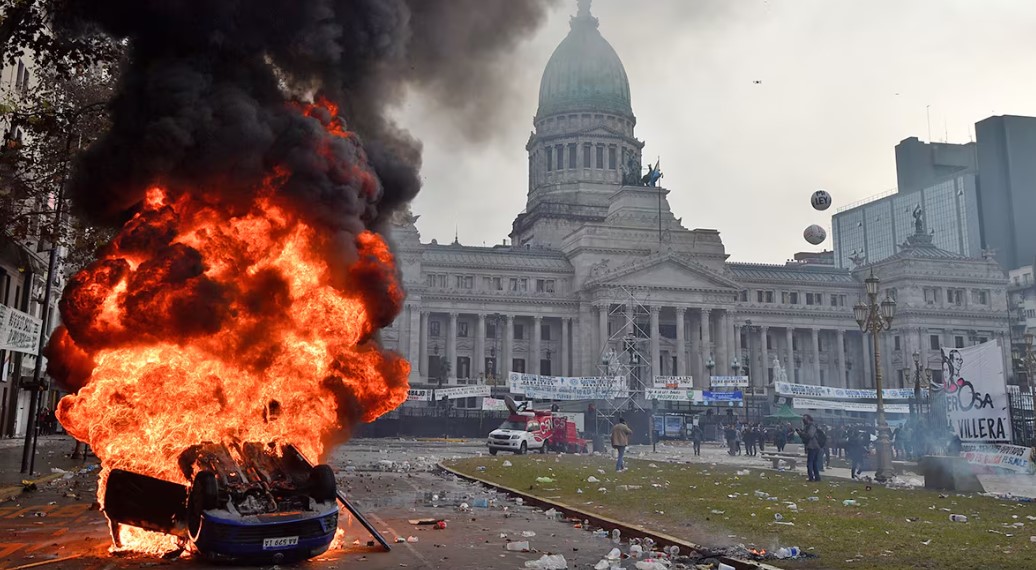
xmin=437 ymin=462 xmax=784 ymax=570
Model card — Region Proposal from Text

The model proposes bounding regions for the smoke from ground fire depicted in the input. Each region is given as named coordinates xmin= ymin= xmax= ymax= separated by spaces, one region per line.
xmin=58 ymin=0 xmax=558 ymax=231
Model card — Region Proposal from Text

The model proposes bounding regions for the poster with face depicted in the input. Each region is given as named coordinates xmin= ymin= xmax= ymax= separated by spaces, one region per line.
xmin=941 ymin=341 xmax=1012 ymax=443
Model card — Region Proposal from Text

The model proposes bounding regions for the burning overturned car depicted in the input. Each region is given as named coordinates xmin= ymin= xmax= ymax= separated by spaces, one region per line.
xmin=104 ymin=442 xmax=340 ymax=564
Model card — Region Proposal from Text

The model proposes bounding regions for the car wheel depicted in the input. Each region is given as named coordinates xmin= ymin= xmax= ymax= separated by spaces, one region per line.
xmin=518 ymin=442 xmax=527 ymax=455
xmin=187 ymin=471 xmax=219 ymax=539
xmin=310 ymin=464 xmax=337 ymax=503
xmin=489 ymin=448 xmax=498 ymax=455
xmin=538 ymin=442 xmax=546 ymax=454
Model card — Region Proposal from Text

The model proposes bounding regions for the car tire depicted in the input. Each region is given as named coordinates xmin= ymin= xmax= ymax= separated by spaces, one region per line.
xmin=518 ymin=442 xmax=527 ymax=455
xmin=310 ymin=464 xmax=337 ymax=503
xmin=187 ymin=471 xmax=219 ymax=539
xmin=489 ymin=449 xmax=498 ymax=455
xmin=538 ymin=442 xmax=546 ymax=454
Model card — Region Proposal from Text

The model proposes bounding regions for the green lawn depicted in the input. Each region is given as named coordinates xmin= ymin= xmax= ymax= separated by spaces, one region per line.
xmin=444 ymin=454 xmax=1035 ymax=570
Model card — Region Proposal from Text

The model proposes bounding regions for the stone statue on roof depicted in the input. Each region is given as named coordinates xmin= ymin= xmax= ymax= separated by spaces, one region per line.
xmin=913 ymin=204 xmax=926 ymax=235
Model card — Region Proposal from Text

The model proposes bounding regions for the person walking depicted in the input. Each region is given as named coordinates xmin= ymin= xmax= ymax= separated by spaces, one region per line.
xmin=724 ymin=423 xmax=737 ymax=456
xmin=796 ymin=414 xmax=822 ymax=482
xmin=847 ymin=428 xmax=865 ymax=479
xmin=757 ymin=424 xmax=766 ymax=453
xmin=611 ymin=418 xmax=633 ymax=472
xmin=775 ymin=426 xmax=787 ymax=452
xmin=689 ymin=424 xmax=704 ymax=456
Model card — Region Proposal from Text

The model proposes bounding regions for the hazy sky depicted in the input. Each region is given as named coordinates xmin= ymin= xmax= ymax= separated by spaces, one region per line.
xmin=398 ymin=0 xmax=1036 ymax=263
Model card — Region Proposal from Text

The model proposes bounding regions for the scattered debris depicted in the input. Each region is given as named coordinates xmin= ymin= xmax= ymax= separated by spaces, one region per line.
xmin=524 ymin=554 xmax=568 ymax=569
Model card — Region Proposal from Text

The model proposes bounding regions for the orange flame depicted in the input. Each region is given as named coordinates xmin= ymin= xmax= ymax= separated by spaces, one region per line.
xmin=52 ymin=100 xmax=410 ymax=553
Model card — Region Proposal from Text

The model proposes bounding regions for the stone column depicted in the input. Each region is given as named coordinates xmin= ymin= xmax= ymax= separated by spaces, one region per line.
xmin=649 ymin=306 xmax=661 ymax=382
xmin=561 ymin=318 xmax=571 ymax=376
xmin=476 ymin=314 xmax=486 ymax=377
xmin=447 ymin=312 xmax=458 ymax=383
xmin=419 ymin=311 xmax=429 ymax=377
xmin=785 ymin=328 xmax=794 ymax=382
xmin=811 ymin=328 xmax=821 ymax=385
xmin=409 ymin=307 xmax=421 ymax=370
xmin=836 ymin=329 xmax=847 ymax=388
xmin=700 ymin=309 xmax=712 ymax=388
xmin=505 ymin=314 xmax=515 ymax=377
xmin=759 ymin=326 xmax=769 ymax=386
xmin=689 ymin=311 xmax=701 ymax=382
xmin=716 ymin=311 xmax=729 ymax=378
xmin=733 ymin=323 xmax=742 ymax=373
xmin=532 ymin=315 xmax=542 ymax=376
xmin=675 ymin=308 xmax=686 ymax=376
xmin=599 ymin=305 xmax=609 ymax=357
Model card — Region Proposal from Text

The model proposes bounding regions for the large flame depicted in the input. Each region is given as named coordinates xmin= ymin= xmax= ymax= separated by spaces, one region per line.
xmin=51 ymin=102 xmax=409 ymax=551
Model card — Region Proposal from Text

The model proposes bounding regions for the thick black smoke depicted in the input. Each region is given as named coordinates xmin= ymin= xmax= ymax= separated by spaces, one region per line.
xmin=56 ymin=0 xmax=558 ymax=237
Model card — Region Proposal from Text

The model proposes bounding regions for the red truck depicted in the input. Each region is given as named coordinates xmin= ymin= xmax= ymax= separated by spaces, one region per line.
xmin=485 ymin=398 xmax=588 ymax=455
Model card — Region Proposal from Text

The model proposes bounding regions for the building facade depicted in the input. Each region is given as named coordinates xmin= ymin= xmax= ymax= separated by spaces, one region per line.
xmin=385 ymin=2 xmax=1011 ymax=411
xmin=975 ymin=115 xmax=1036 ymax=271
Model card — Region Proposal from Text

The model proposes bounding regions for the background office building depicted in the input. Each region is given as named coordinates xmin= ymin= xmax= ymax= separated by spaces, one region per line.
xmin=834 ymin=115 xmax=1036 ymax=271
xmin=975 ymin=115 xmax=1036 ymax=271
xmin=832 ymin=174 xmax=982 ymax=269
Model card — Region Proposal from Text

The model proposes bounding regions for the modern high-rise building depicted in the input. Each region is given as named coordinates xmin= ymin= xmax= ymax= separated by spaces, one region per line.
xmin=832 ymin=174 xmax=982 ymax=269
xmin=895 ymin=136 xmax=977 ymax=194
xmin=975 ymin=115 xmax=1036 ymax=270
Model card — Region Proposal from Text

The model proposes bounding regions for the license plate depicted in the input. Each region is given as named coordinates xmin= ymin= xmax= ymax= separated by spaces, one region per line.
xmin=262 ymin=536 xmax=299 ymax=550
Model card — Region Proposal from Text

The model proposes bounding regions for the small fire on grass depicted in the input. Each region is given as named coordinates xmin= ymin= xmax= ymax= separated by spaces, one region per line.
xmin=49 ymin=100 xmax=409 ymax=554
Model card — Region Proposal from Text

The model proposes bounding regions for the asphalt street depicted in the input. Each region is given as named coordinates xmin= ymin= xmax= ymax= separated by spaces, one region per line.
xmin=0 ymin=437 xmax=620 ymax=570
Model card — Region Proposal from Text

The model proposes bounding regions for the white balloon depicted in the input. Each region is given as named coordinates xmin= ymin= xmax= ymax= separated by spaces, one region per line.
xmin=811 ymin=190 xmax=832 ymax=211
xmin=804 ymin=224 xmax=827 ymax=245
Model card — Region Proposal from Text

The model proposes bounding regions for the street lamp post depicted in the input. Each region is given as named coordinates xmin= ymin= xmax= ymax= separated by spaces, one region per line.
xmin=853 ymin=271 xmax=898 ymax=482
xmin=706 ymin=354 xmax=715 ymax=388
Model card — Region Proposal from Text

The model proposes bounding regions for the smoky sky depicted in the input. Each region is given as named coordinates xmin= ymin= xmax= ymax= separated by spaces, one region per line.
xmin=55 ymin=0 xmax=559 ymax=238
xmin=402 ymin=0 xmax=1036 ymax=262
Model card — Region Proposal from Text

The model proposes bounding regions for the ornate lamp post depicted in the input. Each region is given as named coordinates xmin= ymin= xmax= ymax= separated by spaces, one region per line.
xmin=853 ymin=271 xmax=898 ymax=482
xmin=706 ymin=354 xmax=716 ymax=385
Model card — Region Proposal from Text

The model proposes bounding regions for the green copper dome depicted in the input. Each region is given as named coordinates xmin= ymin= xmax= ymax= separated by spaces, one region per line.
xmin=537 ymin=1 xmax=632 ymax=119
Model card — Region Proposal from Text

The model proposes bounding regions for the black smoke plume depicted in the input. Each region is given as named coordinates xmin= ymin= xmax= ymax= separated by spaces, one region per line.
xmin=55 ymin=0 xmax=558 ymax=236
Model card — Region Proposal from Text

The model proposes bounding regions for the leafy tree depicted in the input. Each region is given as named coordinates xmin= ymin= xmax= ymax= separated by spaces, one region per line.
xmin=1 ymin=0 xmax=120 ymax=76
xmin=1 ymin=59 xmax=119 ymax=277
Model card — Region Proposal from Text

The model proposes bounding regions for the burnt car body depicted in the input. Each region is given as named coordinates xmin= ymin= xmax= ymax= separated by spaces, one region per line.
xmin=104 ymin=442 xmax=338 ymax=564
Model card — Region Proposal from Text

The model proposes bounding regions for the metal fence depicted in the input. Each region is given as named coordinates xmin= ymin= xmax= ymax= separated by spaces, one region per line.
xmin=1008 ymin=388 xmax=1034 ymax=446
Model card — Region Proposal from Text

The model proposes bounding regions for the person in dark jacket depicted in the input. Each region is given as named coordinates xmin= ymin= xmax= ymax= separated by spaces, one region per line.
xmin=775 ymin=427 xmax=787 ymax=452
xmin=796 ymin=414 xmax=822 ymax=482
xmin=689 ymin=424 xmax=704 ymax=456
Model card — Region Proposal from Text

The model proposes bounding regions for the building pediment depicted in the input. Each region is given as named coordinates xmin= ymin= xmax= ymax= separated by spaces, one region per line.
xmin=585 ymin=252 xmax=741 ymax=292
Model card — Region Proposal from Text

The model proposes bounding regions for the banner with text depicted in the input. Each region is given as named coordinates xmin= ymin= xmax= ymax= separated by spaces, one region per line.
xmin=482 ymin=397 xmax=511 ymax=412
xmin=0 ymin=305 xmax=42 ymax=355
xmin=942 ymin=342 xmax=1012 ymax=442
xmin=436 ymin=385 xmax=492 ymax=400
xmin=793 ymin=397 xmax=910 ymax=414
xmin=508 ymin=372 xmax=628 ymax=400
xmin=710 ymin=376 xmax=749 ymax=388
xmin=703 ymin=390 xmax=744 ymax=403
xmin=653 ymin=376 xmax=694 ymax=389
xmin=776 ymin=381 xmax=917 ymax=400
xmin=407 ymin=388 xmax=432 ymax=402
xmin=646 ymin=388 xmax=703 ymax=403
xmin=961 ymin=443 xmax=1036 ymax=475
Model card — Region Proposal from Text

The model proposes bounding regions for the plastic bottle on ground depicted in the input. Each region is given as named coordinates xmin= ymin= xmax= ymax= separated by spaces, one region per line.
xmin=611 ymin=529 xmax=621 ymax=544
xmin=950 ymin=514 xmax=968 ymax=523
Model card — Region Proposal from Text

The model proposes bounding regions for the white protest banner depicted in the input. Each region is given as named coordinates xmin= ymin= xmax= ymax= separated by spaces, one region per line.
xmin=942 ymin=341 xmax=1012 ymax=442
xmin=0 ymin=305 xmax=42 ymax=355
xmin=776 ymin=381 xmax=916 ymax=400
xmin=407 ymin=388 xmax=431 ymax=402
xmin=509 ymin=372 xmax=627 ymax=400
xmin=653 ymin=376 xmax=694 ymax=389
xmin=710 ymin=376 xmax=749 ymax=388
xmin=435 ymin=385 xmax=491 ymax=400
xmin=482 ymin=397 xmax=510 ymax=412
xmin=961 ymin=443 xmax=1036 ymax=475
xmin=646 ymin=388 xmax=703 ymax=403
xmin=793 ymin=397 xmax=910 ymax=414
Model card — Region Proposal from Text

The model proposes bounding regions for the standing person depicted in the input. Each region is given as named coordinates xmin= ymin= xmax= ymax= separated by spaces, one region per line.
xmin=796 ymin=414 xmax=822 ymax=482
xmin=724 ymin=423 xmax=736 ymax=456
xmin=611 ymin=418 xmax=633 ymax=472
xmin=757 ymin=424 xmax=766 ymax=453
xmin=775 ymin=426 xmax=787 ymax=452
xmin=689 ymin=424 xmax=704 ymax=456
xmin=847 ymin=428 xmax=865 ymax=479
xmin=734 ymin=424 xmax=743 ymax=456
